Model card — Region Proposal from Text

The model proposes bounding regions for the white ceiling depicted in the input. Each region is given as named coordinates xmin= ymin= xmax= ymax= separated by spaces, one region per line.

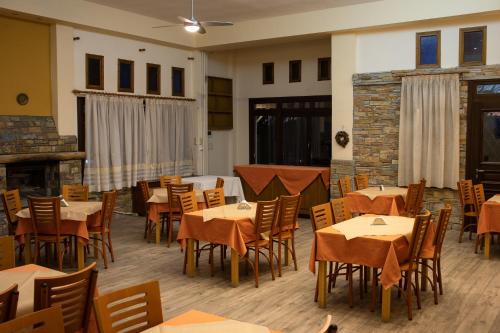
xmin=85 ymin=0 xmax=379 ymax=23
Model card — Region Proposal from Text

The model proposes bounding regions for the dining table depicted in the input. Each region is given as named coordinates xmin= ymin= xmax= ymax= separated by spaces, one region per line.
xmin=147 ymin=188 xmax=206 ymax=244
xmin=141 ymin=309 xmax=280 ymax=333
xmin=309 ymin=215 xmax=434 ymax=322
xmin=15 ymin=201 xmax=102 ymax=270
xmin=0 ymin=264 xmax=99 ymax=333
xmin=346 ymin=186 xmax=407 ymax=216
xmin=182 ymin=175 xmax=246 ymax=202
xmin=478 ymin=194 xmax=500 ymax=258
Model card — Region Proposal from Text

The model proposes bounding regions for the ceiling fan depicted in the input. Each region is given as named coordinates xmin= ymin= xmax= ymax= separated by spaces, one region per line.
xmin=153 ymin=0 xmax=233 ymax=34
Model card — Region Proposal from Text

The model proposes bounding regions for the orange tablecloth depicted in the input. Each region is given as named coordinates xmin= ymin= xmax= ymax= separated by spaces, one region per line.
xmin=478 ymin=195 xmax=500 ymax=234
xmin=144 ymin=310 xmax=280 ymax=333
xmin=234 ymin=164 xmax=330 ymax=195
xmin=1 ymin=264 xmax=98 ymax=333
xmin=346 ymin=190 xmax=406 ymax=216
xmin=309 ymin=222 xmax=435 ymax=289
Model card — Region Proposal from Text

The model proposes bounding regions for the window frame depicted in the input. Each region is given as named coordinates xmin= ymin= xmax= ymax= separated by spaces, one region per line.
xmin=146 ymin=63 xmax=161 ymax=95
xmin=117 ymin=58 xmax=134 ymax=93
xmin=459 ymin=26 xmax=487 ymax=66
xmin=317 ymin=57 xmax=331 ymax=81
xmin=262 ymin=62 xmax=274 ymax=85
xmin=85 ymin=53 xmax=104 ymax=90
xmin=416 ymin=30 xmax=441 ymax=69
xmin=171 ymin=67 xmax=185 ymax=97
xmin=289 ymin=60 xmax=302 ymax=83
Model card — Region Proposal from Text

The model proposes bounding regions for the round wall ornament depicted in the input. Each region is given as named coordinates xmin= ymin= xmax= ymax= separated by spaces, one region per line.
xmin=335 ymin=130 xmax=349 ymax=148
xmin=16 ymin=93 xmax=29 ymax=106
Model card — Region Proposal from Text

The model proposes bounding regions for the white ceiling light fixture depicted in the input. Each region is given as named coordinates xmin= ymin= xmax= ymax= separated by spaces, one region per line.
xmin=153 ymin=0 xmax=233 ymax=34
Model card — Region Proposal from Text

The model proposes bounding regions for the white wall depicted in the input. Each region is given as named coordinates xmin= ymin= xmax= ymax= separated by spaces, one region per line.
xmin=73 ymin=29 xmax=195 ymax=97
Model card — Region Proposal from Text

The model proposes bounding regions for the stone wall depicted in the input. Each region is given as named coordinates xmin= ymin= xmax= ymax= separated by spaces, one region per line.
xmin=330 ymin=159 xmax=354 ymax=198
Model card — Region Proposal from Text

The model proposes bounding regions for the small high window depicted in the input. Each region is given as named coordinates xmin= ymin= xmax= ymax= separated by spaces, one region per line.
xmin=289 ymin=60 xmax=301 ymax=83
xmin=86 ymin=54 xmax=104 ymax=90
xmin=147 ymin=63 xmax=161 ymax=95
xmin=118 ymin=59 xmax=134 ymax=93
xmin=172 ymin=67 xmax=185 ymax=97
xmin=318 ymin=57 xmax=331 ymax=81
xmin=416 ymin=31 xmax=440 ymax=68
xmin=262 ymin=63 xmax=274 ymax=85
xmin=460 ymin=26 xmax=487 ymax=66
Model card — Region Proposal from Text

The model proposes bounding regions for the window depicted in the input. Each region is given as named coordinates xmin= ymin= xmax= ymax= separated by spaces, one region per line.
xmin=117 ymin=59 xmax=134 ymax=93
xmin=249 ymin=96 xmax=332 ymax=166
xmin=318 ymin=57 xmax=331 ymax=81
xmin=262 ymin=63 xmax=274 ymax=85
xmin=172 ymin=67 xmax=185 ymax=97
xmin=416 ymin=31 xmax=440 ymax=68
xmin=86 ymin=54 xmax=103 ymax=90
xmin=289 ymin=60 xmax=301 ymax=83
xmin=460 ymin=26 xmax=487 ymax=66
xmin=146 ymin=63 xmax=161 ymax=95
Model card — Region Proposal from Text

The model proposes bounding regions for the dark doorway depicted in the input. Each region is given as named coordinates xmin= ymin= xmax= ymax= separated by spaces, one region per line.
xmin=249 ymin=95 xmax=331 ymax=166
xmin=466 ymin=80 xmax=500 ymax=197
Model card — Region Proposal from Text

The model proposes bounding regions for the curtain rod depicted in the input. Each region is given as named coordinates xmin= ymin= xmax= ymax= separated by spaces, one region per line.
xmin=72 ymin=89 xmax=196 ymax=102
xmin=391 ymin=69 xmax=469 ymax=78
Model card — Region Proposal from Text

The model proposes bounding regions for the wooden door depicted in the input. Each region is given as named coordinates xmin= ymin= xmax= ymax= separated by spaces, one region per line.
xmin=467 ymin=80 xmax=500 ymax=197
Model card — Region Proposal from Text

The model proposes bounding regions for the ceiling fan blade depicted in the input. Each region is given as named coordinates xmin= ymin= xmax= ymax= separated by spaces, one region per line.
xmin=152 ymin=24 xmax=183 ymax=28
xmin=197 ymin=24 xmax=206 ymax=34
xmin=200 ymin=21 xmax=233 ymax=27
xmin=178 ymin=16 xmax=195 ymax=24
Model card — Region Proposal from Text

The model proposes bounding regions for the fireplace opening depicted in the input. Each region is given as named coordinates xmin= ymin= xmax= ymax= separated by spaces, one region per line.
xmin=6 ymin=161 xmax=60 ymax=201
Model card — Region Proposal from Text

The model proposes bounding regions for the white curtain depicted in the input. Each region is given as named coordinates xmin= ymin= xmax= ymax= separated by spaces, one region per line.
xmin=398 ymin=74 xmax=460 ymax=189
xmin=84 ymin=95 xmax=194 ymax=192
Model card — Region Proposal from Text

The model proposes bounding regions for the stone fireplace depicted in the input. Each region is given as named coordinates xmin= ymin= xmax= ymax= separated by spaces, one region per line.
xmin=0 ymin=115 xmax=85 ymax=200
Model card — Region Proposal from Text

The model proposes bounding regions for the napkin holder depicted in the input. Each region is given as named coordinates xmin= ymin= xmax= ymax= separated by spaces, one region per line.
xmin=59 ymin=195 xmax=69 ymax=207
xmin=379 ymin=185 xmax=385 ymax=191
xmin=237 ymin=200 xmax=252 ymax=210
xmin=371 ymin=217 xmax=387 ymax=225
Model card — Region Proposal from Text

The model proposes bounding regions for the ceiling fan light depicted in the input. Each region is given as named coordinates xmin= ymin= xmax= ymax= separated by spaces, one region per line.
xmin=184 ymin=24 xmax=200 ymax=33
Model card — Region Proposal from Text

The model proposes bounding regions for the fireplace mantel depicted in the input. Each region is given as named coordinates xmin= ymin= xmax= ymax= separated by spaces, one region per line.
xmin=0 ymin=152 xmax=86 ymax=164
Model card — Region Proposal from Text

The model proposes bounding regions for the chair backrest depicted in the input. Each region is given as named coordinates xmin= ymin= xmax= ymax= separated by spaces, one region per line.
xmin=255 ymin=198 xmax=279 ymax=236
xmin=457 ymin=179 xmax=475 ymax=206
xmin=34 ymin=262 xmax=98 ymax=333
xmin=167 ymin=183 xmax=194 ymax=210
xmin=330 ymin=198 xmax=352 ymax=223
xmin=159 ymin=175 xmax=181 ymax=188
xmin=354 ymin=175 xmax=369 ymax=190
xmin=407 ymin=210 xmax=432 ymax=263
xmin=101 ymin=191 xmax=117 ymax=230
xmin=93 ymin=280 xmax=163 ymax=333
xmin=0 ymin=305 xmax=65 ymax=333
xmin=203 ymin=188 xmax=225 ymax=208
xmin=1 ymin=189 xmax=21 ymax=233
xmin=337 ymin=176 xmax=352 ymax=198
xmin=433 ymin=205 xmax=452 ymax=258
xmin=0 ymin=283 xmax=18 ymax=323
xmin=215 ymin=177 xmax=225 ymax=188
xmin=278 ymin=194 xmax=301 ymax=230
xmin=62 ymin=184 xmax=89 ymax=202
xmin=179 ymin=191 xmax=199 ymax=214
xmin=28 ymin=196 xmax=62 ymax=239
xmin=137 ymin=180 xmax=151 ymax=205
xmin=417 ymin=178 xmax=426 ymax=210
xmin=0 ymin=236 xmax=15 ymax=270
xmin=310 ymin=203 xmax=334 ymax=231
xmin=404 ymin=183 xmax=421 ymax=217
xmin=473 ymin=184 xmax=486 ymax=213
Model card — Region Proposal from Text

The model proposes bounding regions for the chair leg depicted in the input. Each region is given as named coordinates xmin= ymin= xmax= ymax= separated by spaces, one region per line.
xmin=107 ymin=232 xmax=115 ymax=262
xmin=432 ymin=260 xmax=438 ymax=305
xmin=269 ymin=242 xmax=275 ymax=281
xmin=209 ymin=245 xmax=215 ymax=277
xmin=414 ymin=268 xmax=421 ymax=310
xmin=406 ymin=271 xmax=413 ymax=320
xmin=370 ymin=268 xmax=377 ymax=312
xmin=254 ymin=247 xmax=260 ymax=288
xmin=347 ymin=264 xmax=353 ymax=308
xmin=57 ymin=243 xmax=63 ymax=271
xmin=359 ymin=266 xmax=364 ymax=300
xmin=220 ymin=245 xmax=224 ymax=272
xmin=331 ymin=262 xmax=339 ymax=289
xmin=291 ymin=236 xmax=298 ymax=271
xmin=437 ymin=258 xmax=443 ymax=295
xmin=277 ymin=239 xmax=282 ymax=277
xmin=458 ymin=216 xmax=465 ymax=243
xmin=167 ymin=219 xmax=173 ymax=248
xmin=144 ymin=216 xmax=149 ymax=239
xmin=474 ymin=234 xmax=481 ymax=254
xmin=101 ymin=234 xmax=108 ymax=269
xmin=314 ymin=272 xmax=319 ymax=302
xmin=196 ymin=241 xmax=200 ymax=268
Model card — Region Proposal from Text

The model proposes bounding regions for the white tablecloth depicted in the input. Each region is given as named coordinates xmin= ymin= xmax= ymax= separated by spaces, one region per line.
xmin=182 ymin=176 xmax=245 ymax=201
xmin=354 ymin=187 xmax=408 ymax=201
xmin=489 ymin=195 xmax=500 ymax=203
xmin=16 ymin=201 xmax=102 ymax=222
xmin=147 ymin=188 xmax=205 ymax=204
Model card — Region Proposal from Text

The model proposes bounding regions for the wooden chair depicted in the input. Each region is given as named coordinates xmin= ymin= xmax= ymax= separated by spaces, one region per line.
xmin=62 ymin=184 xmax=89 ymax=202
xmin=0 ymin=305 xmax=65 ymax=333
xmin=396 ymin=210 xmax=432 ymax=320
xmin=159 ymin=175 xmax=181 ymax=188
xmin=1 ymin=189 xmax=22 ymax=235
xmin=0 ymin=236 xmax=15 ymax=270
xmin=403 ymin=183 xmax=422 ymax=218
xmin=28 ymin=196 xmax=70 ymax=271
xmin=216 ymin=177 xmax=225 ymax=188
xmin=88 ymin=191 xmax=117 ymax=269
xmin=420 ymin=205 xmax=452 ymax=305
xmin=138 ymin=180 xmax=154 ymax=241
xmin=274 ymin=194 xmax=301 ymax=277
xmin=93 ymin=281 xmax=163 ymax=333
xmin=330 ymin=198 xmax=352 ymax=223
xmin=203 ymin=188 xmax=225 ymax=208
xmin=473 ymin=184 xmax=487 ymax=253
xmin=166 ymin=183 xmax=193 ymax=247
xmin=0 ymin=283 xmax=18 ymax=323
xmin=354 ymin=175 xmax=369 ymax=190
xmin=337 ymin=176 xmax=352 ymax=198
xmin=34 ymin=262 xmax=98 ymax=333
xmin=244 ymin=198 xmax=279 ymax=288
xmin=457 ymin=180 xmax=478 ymax=243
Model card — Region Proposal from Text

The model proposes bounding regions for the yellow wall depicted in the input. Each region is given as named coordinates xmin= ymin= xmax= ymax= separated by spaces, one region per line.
xmin=0 ymin=16 xmax=51 ymax=116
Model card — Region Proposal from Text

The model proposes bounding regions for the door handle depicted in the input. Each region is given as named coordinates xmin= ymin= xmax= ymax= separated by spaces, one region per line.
xmin=475 ymin=169 xmax=485 ymax=180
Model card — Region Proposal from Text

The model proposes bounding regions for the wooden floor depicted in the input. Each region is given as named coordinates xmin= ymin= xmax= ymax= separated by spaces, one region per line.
xmin=67 ymin=214 xmax=500 ymax=332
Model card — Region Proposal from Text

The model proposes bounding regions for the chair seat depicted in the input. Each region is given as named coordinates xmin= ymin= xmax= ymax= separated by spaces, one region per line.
xmin=246 ymin=239 xmax=270 ymax=248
